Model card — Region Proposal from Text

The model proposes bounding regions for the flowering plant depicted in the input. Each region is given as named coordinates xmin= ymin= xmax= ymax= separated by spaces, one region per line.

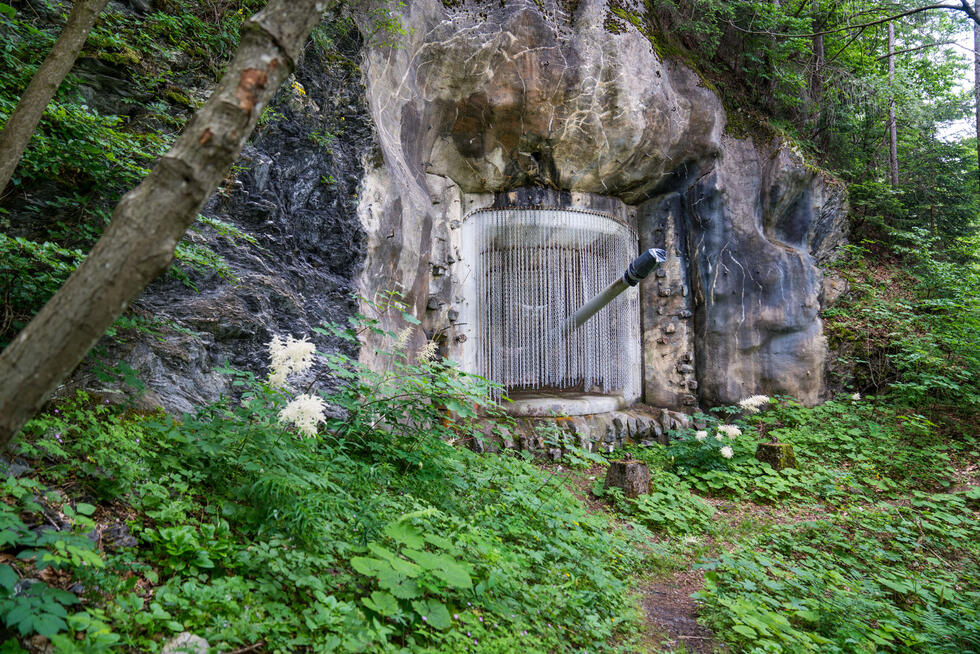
xmin=665 ymin=401 xmax=758 ymax=474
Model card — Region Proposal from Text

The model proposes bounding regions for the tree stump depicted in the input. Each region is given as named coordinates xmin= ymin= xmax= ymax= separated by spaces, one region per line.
xmin=604 ymin=461 xmax=650 ymax=498
xmin=755 ymin=442 xmax=797 ymax=470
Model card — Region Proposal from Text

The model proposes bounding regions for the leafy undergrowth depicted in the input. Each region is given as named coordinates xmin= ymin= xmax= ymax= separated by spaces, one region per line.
xmin=590 ymin=396 xmax=980 ymax=653
xmin=0 ymin=327 xmax=649 ymax=653
xmin=699 ymin=498 xmax=980 ymax=653
xmin=2 ymin=325 xmax=978 ymax=653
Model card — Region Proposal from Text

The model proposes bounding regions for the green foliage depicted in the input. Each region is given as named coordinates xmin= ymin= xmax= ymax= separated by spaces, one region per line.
xmin=0 ymin=0 xmax=268 ymax=345
xmin=697 ymin=498 xmax=980 ymax=653
xmin=824 ymin=236 xmax=980 ymax=420
xmin=598 ymin=472 xmax=715 ymax=536
xmin=753 ymin=396 xmax=956 ymax=494
xmin=7 ymin=316 xmax=646 ymax=651
xmin=0 ymin=235 xmax=83 ymax=345
xmin=0 ymin=477 xmax=102 ymax=638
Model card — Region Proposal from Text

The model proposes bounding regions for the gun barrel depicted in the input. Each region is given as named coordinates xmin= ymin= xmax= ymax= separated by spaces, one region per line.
xmin=563 ymin=248 xmax=666 ymax=333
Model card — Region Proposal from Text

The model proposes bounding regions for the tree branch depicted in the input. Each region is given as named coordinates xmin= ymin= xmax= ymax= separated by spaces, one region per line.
xmin=873 ymin=40 xmax=956 ymax=60
xmin=727 ymin=3 xmax=978 ymax=39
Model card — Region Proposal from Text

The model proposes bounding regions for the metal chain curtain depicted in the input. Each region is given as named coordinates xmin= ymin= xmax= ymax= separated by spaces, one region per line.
xmin=468 ymin=208 xmax=641 ymax=397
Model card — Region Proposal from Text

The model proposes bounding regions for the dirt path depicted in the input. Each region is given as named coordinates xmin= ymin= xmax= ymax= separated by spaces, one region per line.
xmin=638 ymin=568 xmax=721 ymax=653
xmin=559 ymin=465 xmax=724 ymax=652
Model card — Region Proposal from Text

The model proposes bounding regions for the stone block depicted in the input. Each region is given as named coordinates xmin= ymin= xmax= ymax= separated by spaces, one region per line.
xmin=604 ymin=461 xmax=650 ymax=498
xmin=162 ymin=633 xmax=209 ymax=654
xmin=755 ymin=442 xmax=797 ymax=470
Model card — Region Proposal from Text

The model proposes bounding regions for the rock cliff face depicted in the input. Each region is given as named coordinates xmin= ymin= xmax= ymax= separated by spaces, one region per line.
xmin=64 ymin=0 xmax=846 ymax=413
xmin=68 ymin=27 xmax=372 ymax=413
xmin=355 ymin=0 xmax=847 ymax=408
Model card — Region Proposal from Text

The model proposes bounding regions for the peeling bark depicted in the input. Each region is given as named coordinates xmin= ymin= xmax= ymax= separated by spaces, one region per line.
xmin=0 ymin=0 xmax=331 ymax=448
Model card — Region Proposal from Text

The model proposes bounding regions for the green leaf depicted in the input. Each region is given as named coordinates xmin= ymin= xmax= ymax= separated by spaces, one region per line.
xmin=350 ymin=557 xmax=386 ymax=577
xmin=379 ymin=574 xmax=421 ymax=599
xmin=732 ymin=624 xmax=756 ymax=638
xmin=411 ymin=598 xmax=452 ymax=630
xmin=75 ymin=503 xmax=96 ymax=516
xmin=362 ymin=591 xmax=401 ymax=617
xmin=0 ymin=4 xmax=15 ymax=19
xmin=384 ymin=521 xmax=424 ymax=549
xmin=5 ymin=602 xmax=31 ymax=628
xmin=0 ymin=565 xmax=17 ymax=592
xmin=403 ymin=550 xmax=472 ymax=589
xmin=424 ymin=533 xmax=454 ymax=550
xmin=32 ymin=613 xmax=67 ymax=637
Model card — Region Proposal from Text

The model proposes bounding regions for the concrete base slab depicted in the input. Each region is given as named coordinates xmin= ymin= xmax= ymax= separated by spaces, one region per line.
xmin=503 ymin=392 xmax=628 ymax=417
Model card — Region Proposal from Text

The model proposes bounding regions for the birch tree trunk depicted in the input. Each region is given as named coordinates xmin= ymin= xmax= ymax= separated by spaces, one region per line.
xmin=0 ymin=0 xmax=109 ymax=194
xmin=887 ymin=21 xmax=899 ymax=187
xmin=811 ymin=0 xmax=825 ymax=148
xmin=0 ymin=0 xmax=330 ymax=448
xmin=975 ymin=0 xmax=979 ymax=190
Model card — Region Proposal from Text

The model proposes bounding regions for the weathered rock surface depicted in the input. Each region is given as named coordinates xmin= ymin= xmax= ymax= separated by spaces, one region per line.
xmin=641 ymin=137 xmax=845 ymax=406
xmin=161 ymin=633 xmax=209 ymax=654
xmin=67 ymin=27 xmax=372 ymax=412
xmin=356 ymin=0 xmax=846 ymax=408
xmin=48 ymin=0 xmax=846 ymax=414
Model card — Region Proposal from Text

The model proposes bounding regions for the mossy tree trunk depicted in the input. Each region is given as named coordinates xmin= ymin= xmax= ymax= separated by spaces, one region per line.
xmin=0 ymin=0 xmax=332 ymax=448
xmin=0 ymin=0 xmax=110 ymax=194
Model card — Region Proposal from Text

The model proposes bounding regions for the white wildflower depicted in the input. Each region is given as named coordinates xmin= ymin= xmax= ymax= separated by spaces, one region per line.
xmin=268 ymin=369 xmax=288 ymax=389
xmin=394 ymin=326 xmax=414 ymax=351
xmin=738 ymin=395 xmax=771 ymax=414
xmin=268 ymin=334 xmax=316 ymax=387
xmin=717 ymin=424 xmax=742 ymax=439
xmin=695 ymin=430 xmax=708 ymax=442
xmin=851 ymin=392 xmax=861 ymax=401
xmin=278 ymin=394 xmax=326 ymax=438
xmin=715 ymin=433 xmax=724 ymax=441
xmin=416 ymin=340 xmax=439 ymax=364
xmin=720 ymin=446 xmax=734 ymax=459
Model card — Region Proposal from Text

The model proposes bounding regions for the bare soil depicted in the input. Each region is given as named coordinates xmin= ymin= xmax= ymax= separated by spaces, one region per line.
xmin=638 ymin=568 xmax=723 ymax=653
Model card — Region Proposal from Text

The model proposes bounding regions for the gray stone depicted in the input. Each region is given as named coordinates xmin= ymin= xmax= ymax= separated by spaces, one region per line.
xmin=0 ymin=457 xmax=32 ymax=478
xmin=25 ymin=635 xmax=52 ymax=654
xmin=161 ymin=633 xmax=209 ymax=654
xmin=104 ymin=524 xmax=138 ymax=550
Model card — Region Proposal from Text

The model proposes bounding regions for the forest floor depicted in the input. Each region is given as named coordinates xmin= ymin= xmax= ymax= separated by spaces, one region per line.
xmin=562 ymin=442 xmax=980 ymax=654
xmin=565 ymin=465 xmax=725 ymax=652
xmin=3 ymin=395 xmax=978 ymax=653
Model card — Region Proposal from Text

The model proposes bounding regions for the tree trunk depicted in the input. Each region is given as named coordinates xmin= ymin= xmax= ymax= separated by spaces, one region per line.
xmin=0 ymin=0 xmax=330 ymax=448
xmin=975 ymin=0 xmax=979 ymax=190
xmin=0 ymin=0 xmax=110 ymax=195
xmin=811 ymin=0 xmax=825 ymax=150
xmin=887 ymin=21 xmax=899 ymax=187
